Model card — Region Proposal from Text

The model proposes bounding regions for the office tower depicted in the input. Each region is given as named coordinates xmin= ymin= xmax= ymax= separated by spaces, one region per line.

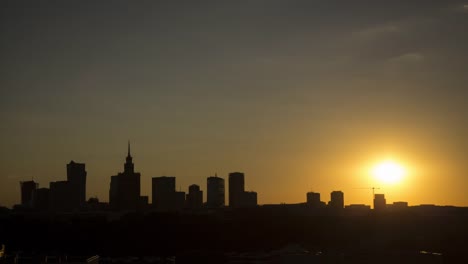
xmin=207 ymin=175 xmax=225 ymax=208
xmin=186 ymin=184 xmax=203 ymax=209
xmin=67 ymin=161 xmax=87 ymax=209
xmin=306 ymin=192 xmax=321 ymax=208
xmin=20 ymin=180 xmax=38 ymax=207
xmin=374 ymin=194 xmax=387 ymax=210
xmin=243 ymin=191 xmax=258 ymax=207
xmin=329 ymin=191 xmax=344 ymax=209
xmin=108 ymin=142 xmax=141 ymax=211
xmin=229 ymin=172 xmax=245 ymax=208
xmin=152 ymin=176 xmax=176 ymax=211
xmin=50 ymin=181 xmax=72 ymax=211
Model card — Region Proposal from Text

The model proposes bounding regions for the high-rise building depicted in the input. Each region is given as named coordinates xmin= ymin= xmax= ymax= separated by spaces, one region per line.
xmin=207 ymin=175 xmax=225 ymax=208
xmin=20 ymin=180 xmax=38 ymax=207
xmin=306 ymin=192 xmax=321 ymax=208
xmin=50 ymin=181 xmax=72 ymax=211
xmin=67 ymin=161 xmax=87 ymax=209
xmin=152 ymin=176 xmax=176 ymax=211
xmin=329 ymin=191 xmax=344 ymax=209
xmin=109 ymin=142 xmax=141 ymax=211
xmin=186 ymin=184 xmax=203 ymax=209
xmin=374 ymin=194 xmax=386 ymax=210
xmin=229 ymin=172 xmax=245 ymax=208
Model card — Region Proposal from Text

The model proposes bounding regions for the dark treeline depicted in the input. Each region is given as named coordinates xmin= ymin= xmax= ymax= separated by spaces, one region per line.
xmin=1 ymin=208 xmax=468 ymax=262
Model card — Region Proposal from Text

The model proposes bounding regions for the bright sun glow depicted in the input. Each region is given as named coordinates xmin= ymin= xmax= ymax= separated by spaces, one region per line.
xmin=372 ymin=160 xmax=406 ymax=184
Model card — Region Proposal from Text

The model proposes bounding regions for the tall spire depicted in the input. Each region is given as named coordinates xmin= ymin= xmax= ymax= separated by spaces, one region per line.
xmin=127 ymin=140 xmax=131 ymax=157
xmin=125 ymin=140 xmax=134 ymax=173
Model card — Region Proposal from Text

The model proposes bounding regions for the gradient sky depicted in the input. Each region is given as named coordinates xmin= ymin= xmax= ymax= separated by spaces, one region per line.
xmin=1 ymin=1 xmax=468 ymax=208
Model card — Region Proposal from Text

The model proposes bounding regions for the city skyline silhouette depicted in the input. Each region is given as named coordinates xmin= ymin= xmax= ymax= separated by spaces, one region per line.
xmin=2 ymin=1 xmax=468 ymax=209
xmin=7 ymin=141 xmax=467 ymax=210
xmin=1 ymin=1 xmax=468 ymax=262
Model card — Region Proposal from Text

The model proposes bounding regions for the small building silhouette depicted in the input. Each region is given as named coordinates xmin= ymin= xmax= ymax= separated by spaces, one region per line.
xmin=306 ymin=192 xmax=321 ymax=208
xmin=374 ymin=194 xmax=386 ymax=210
xmin=391 ymin=201 xmax=408 ymax=210
xmin=242 ymin=191 xmax=258 ymax=208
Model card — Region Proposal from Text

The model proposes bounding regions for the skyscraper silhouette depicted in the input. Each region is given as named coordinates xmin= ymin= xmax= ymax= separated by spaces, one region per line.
xmin=229 ymin=172 xmax=245 ymax=208
xmin=329 ymin=191 xmax=344 ymax=209
xmin=50 ymin=181 xmax=72 ymax=211
xmin=67 ymin=161 xmax=87 ymax=209
xmin=207 ymin=175 xmax=225 ymax=208
xmin=20 ymin=180 xmax=38 ymax=207
xmin=109 ymin=142 xmax=141 ymax=211
xmin=186 ymin=184 xmax=203 ymax=209
xmin=152 ymin=176 xmax=176 ymax=211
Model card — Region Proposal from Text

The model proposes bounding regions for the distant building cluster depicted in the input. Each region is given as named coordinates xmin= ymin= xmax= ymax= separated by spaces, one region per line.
xmin=16 ymin=143 xmax=259 ymax=212
xmin=19 ymin=161 xmax=86 ymax=212
xmin=305 ymin=190 xmax=409 ymax=214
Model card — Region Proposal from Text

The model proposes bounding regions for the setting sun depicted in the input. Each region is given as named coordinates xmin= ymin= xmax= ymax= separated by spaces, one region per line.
xmin=372 ymin=161 xmax=406 ymax=184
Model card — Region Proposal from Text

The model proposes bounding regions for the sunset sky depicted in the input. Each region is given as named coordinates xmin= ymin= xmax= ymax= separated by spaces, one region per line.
xmin=1 ymin=1 xmax=468 ymax=208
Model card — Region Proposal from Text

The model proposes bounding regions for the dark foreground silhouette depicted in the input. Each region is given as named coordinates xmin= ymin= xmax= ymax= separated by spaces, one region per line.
xmin=1 ymin=206 xmax=467 ymax=263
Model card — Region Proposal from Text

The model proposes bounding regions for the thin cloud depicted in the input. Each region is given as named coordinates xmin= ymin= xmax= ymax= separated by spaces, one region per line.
xmin=387 ymin=52 xmax=425 ymax=64
xmin=354 ymin=24 xmax=400 ymax=39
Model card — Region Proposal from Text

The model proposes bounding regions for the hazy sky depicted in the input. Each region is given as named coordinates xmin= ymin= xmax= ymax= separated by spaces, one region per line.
xmin=1 ymin=1 xmax=468 ymax=207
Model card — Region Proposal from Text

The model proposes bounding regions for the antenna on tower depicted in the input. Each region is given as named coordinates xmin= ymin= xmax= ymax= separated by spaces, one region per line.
xmin=127 ymin=140 xmax=131 ymax=156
